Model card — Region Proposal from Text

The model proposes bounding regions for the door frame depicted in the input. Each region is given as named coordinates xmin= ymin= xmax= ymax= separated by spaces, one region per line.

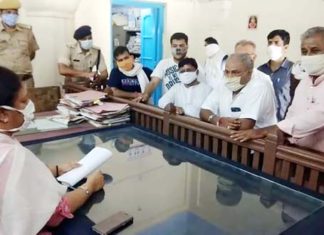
xmin=111 ymin=0 xmax=165 ymax=66
xmin=111 ymin=0 xmax=165 ymax=104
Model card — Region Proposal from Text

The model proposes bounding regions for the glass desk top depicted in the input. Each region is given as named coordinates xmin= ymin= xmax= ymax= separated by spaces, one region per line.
xmin=26 ymin=126 xmax=324 ymax=235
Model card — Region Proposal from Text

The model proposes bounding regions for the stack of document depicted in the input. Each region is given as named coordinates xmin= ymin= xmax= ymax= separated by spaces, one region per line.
xmin=61 ymin=90 xmax=107 ymax=108
xmin=80 ymin=102 xmax=130 ymax=127
xmin=57 ymin=90 xmax=130 ymax=127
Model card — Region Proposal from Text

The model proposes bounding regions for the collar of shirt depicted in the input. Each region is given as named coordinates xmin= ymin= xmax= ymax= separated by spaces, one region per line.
xmin=0 ymin=22 xmax=23 ymax=32
xmin=76 ymin=43 xmax=94 ymax=55
xmin=266 ymin=57 xmax=291 ymax=71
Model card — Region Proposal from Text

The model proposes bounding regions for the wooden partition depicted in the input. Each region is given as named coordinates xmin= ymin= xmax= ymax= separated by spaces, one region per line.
xmin=64 ymin=84 xmax=324 ymax=195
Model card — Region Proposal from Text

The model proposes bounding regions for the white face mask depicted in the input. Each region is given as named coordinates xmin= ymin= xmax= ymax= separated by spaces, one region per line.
xmin=224 ymin=76 xmax=245 ymax=92
xmin=205 ymin=44 xmax=220 ymax=58
xmin=1 ymin=13 xmax=18 ymax=27
xmin=0 ymin=100 xmax=35 ymax=132
xmin=291 ymin=61 xmax=308 ymax=80
xmin=80 ymin=39 xmax=93 ymax=50
xmin=300 ymin=54 xmax=324 ymax=76
xmin=267 ymin=45 xmax=283 ymax=61
xmin=179 ymin=71 xmax=197 ymax=85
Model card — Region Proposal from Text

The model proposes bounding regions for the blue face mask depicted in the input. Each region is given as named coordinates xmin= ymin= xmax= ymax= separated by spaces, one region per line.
xmin=1 ymin=13 xmax=19 ymax=27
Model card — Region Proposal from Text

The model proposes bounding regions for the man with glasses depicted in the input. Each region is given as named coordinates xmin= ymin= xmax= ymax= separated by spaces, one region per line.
xmin=200 ymin=53 xmax=276 ymax=130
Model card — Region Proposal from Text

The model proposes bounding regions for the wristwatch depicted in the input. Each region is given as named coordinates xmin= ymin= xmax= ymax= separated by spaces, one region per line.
xmin=207 ymin=114 xmax=215 ymax=123
xmin=79 ymin=185 xmax=91 ymax=195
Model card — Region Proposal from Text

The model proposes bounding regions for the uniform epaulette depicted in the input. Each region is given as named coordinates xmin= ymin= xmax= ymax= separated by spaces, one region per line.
xmin=17 ymin=23 xmax=32 ymax=30
xmin=66 ymin=43 xmax=77 ymax=48
xmin=92 ymin=46 xmax=101 ymax=50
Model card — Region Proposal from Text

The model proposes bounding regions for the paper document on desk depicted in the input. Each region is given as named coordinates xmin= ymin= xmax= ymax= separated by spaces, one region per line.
xmin=57 ymin=147 xmax=112 ymax=186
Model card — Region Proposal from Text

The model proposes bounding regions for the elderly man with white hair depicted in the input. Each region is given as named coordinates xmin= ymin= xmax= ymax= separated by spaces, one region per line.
xmin=200 ymin=53 xmax=277 ymax=130
xmin=231 ymin=27 xmax=324 ymax=153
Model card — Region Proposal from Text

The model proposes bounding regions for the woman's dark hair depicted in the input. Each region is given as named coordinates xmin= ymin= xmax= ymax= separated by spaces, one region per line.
xmin=178 ymin=57 xmax=198 ymax=70
xmin=0 ymin=66 xmax=21 ymax=107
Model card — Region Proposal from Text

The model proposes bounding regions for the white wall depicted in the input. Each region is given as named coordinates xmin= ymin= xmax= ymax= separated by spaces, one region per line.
xmin=18 ymin=0 xmax=324 ymax=87
xmin=20 ymin=0 xmax=79 ymax=87
xmin=160 ymin=0 xmax=324 ymax=66
xmin=75 ymin=0 xmax=111 ymax=69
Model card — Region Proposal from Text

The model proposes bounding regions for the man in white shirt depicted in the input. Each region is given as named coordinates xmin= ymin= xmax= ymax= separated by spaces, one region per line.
xmin=158 ymin=58 xmax=211 ymax=118
xmin=200 ymin=53 xmax=277 ymax=129
xmin=204 ymin=37 xmax=228 ymax=89
xmin=135 ymin=32 xmax=205 ymax=102
xmin=235 ymin=40 xmax=275 ymax=93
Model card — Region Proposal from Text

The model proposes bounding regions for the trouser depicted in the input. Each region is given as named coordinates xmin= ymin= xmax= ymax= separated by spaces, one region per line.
xmin=17 ymin=74 xmax=35 ymax=88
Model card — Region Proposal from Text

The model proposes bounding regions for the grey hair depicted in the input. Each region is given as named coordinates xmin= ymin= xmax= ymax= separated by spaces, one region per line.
xmin=235 ymin=40 xmax=256 ymax=49
xmin=301 ymin=27 xmax=324 ymax=41
xmin=228 ymin=53 xmax=254 ymax=71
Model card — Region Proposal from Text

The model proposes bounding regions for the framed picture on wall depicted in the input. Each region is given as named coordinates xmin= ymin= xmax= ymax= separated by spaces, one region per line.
xmin=248 ymin=15 xmax=258 ymax=29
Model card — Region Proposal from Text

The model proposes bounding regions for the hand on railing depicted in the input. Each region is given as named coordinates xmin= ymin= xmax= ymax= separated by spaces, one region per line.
xmin=132 ymin=93 xmax=149 ymax=103
xmin=229 ymin=129 xmax=267 ymax=142
xmin=164 ymin=103 xmax=184 ymax=115
xmin=218 ymin=117 xmax=241 ymax=130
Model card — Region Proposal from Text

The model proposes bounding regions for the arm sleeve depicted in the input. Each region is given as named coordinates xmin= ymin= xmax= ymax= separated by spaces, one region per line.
xmin=28 ymin=30 xmax=39 ymax=53
xmin=150 ymin=61 xmax=164 ymax=79
xmin=58 ymin=45 xmax=71 ymax=66
xmin=239 ymin=85 xmax=276 ymax=121
xmin=107 ymin=69 xmax=122 ymax=88
xmin=277 ymin=109 xmax=324 ymax=138
xmin=98 ymin=51 xmax=107 ymax=72
xmin=158 ymin=86 xmax=176 ymax=108
xmin=201 ymin=89 xmax=219 ymax=113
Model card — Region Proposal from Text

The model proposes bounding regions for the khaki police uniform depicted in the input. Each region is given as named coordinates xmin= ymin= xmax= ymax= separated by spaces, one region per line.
xmin=0 ymin=23 xmax=39 ymax=88
xmin=58 ymin=43 xmax=107 ymax=86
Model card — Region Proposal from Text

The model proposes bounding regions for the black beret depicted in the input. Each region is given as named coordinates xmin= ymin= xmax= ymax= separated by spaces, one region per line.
xmin=73 ymin=25 xmax=92 ymax=40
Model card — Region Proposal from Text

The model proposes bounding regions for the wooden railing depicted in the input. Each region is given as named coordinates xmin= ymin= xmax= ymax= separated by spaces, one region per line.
xmin=64 ymin=84 xmax=324 ymax=194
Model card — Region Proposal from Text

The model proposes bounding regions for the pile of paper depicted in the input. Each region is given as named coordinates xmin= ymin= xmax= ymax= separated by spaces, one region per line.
xmin=58 ymin=90 xmax=130 ymax=127
xmin=80 ymin=102 xmax=130 ymax=127
xmin=61 ymin=90 xmax=107 ymax=108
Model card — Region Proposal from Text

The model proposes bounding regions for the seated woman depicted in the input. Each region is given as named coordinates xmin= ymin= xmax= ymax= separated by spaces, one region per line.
xmin=158 ymin=58 xmax=211 ymax=118
xmin=0 ymin=66 xmax=105 ymax=235
xmin=107 ymin=46 xmax=152 ymax=100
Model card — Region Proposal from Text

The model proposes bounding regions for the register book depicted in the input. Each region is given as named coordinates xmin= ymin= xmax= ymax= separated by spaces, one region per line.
xmin=57 ymin=147 xmax=112 ymax=186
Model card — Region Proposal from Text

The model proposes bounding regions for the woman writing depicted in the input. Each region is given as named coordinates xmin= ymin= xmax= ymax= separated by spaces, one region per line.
xmin=0 ymin=66 xmax=105 ymax=234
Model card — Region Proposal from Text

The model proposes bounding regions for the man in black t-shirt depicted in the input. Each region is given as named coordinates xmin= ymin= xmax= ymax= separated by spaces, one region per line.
xmin=107 ymin=46 xmax=152 ymax=99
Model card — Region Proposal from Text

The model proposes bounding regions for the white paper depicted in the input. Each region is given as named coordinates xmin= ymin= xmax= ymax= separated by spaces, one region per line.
xmin=57 ymin=147 xmax=112 ymax=186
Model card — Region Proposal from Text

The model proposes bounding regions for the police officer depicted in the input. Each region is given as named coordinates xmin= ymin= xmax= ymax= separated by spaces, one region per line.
xmin=0 ymin=0 xmax=39 ymax=88
xmin=58 ymin=25 xmax=108 ymax=88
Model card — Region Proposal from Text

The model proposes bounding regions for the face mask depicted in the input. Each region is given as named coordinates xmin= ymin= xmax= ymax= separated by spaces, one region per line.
xmin=205 ymin=44 xmax=220 ymax=58
xmin=300 ymin=54 xmax=324 ymax=76
xmin=0 ymin=100 xmax=35 ymax=132
xmin=79 ymin=39 xmax=93 ymax=50
xmin=179 ymin=71 xmax=197 ymax=85
xmin=267 ymin=45 xmax=283 ymax=61
xmin=171 ymin=47 xmax=187 ymax=58
xmin=1 ymin=13 xmax=18 ymax=27
xmin=117 ymin=57 xmax=134 ymax=71
xmin=224 ymin=76 xmax=245 ymax=92
xmin=291 ymin=61 xmax=308 ymax=80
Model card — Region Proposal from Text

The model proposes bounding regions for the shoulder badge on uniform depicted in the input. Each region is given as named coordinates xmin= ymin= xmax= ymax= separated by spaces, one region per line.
xmin=17 ymin=23 xmax=32 ymax=30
